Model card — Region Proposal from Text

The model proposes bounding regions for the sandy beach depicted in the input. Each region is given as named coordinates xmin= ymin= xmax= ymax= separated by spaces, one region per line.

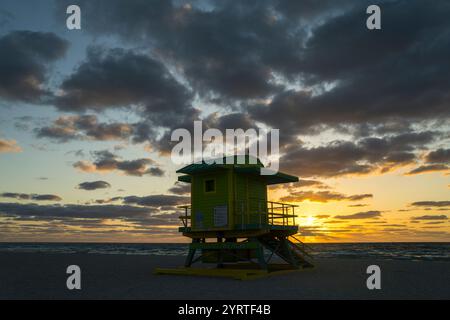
xmin=0 ymin=252 xmax=449 ymax=299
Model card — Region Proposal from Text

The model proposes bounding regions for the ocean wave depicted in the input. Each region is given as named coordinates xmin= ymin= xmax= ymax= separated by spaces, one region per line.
xmin=0 ymin=242 xmax=449 ymax=261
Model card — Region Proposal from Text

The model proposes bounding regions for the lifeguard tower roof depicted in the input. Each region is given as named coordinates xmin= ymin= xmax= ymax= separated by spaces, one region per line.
xmin=177 ymin=155 xmax=298 ymax=185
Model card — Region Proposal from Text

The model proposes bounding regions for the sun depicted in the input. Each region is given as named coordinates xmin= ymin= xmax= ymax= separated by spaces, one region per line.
xmin=304 ymin=216 xmax=316 ymax=226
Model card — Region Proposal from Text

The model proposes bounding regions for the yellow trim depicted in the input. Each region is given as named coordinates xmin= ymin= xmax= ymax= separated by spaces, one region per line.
xmin=154 ymin=267 xmax=312 ymax=280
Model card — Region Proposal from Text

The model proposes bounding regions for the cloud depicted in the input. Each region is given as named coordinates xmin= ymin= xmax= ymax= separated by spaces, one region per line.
xmin=0 ymin=202 xmax=155 ymax=220
xmin=0 ymin=139 xmax=21 ymax=153
xmin=44 ymin=0 xmax=449 ymax=168
xmin=425 ymin=148 xmax=450 ymax=164
xmin=168 ymin=182 xmax=191 ymax=195
xmin=251 ymin=1 xmax=450 ymax=135
xmin=51 ymin=1 xmax=450 ymax=120
xmin=411 ymin=215 xmax=448 ymax=221
xmin=0 ymin=192 xmax=61 ymax=201
xmin=146 ymin=167 xmax=165 ymax=177
xmin=73 ymin=150 xmax=164 ymax=177
xmin=0 ymin=192 xmax=30 ymax=200
xmin=122 ymin=194 xmax=189 ymax=207
xmin=92 ymin=196 xmax=123 ymax=204
xmin=288 ymin=179 xmax=327 ymax=189
xmin=36 ymin=115 xmax=134 ymax=142
xmin=53 ymin=47 xmax=200 ymax=154
xmin=31 ymin=194 xmax=62 ymax=201
xmin=279 ymin=132 xmax=438 ymax=177
xmin=411 ymin=201 xmax=450 ymax=208
xmin=77 ymin=181 xmax=111 ymax=191
xmin=334 ymin=211 xmax=381 ymax=220
xmin=30 ymin=45 xmax=203 ymax=154
xmin=405 ymin=164 xmax=449 ymax=175
xmin=55 ymin=46 xmax=192 ymax=113
xmin=0 ymin=30 xmax=68 ymax=102
xmin=406 ymin=148 xmax=450 ymax=175
xmin=280 ymin=190 xmax=372 ymax=203
xmin=59 ymin=0 xmax=310 ymax=102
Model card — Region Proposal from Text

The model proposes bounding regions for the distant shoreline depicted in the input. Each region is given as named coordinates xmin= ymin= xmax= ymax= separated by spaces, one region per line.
xmin=0 ymin=242 xmax=448 ymax=262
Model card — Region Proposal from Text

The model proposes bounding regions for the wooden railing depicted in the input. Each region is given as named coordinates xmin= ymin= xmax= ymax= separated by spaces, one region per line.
xmin=179 ymin=205 xmax=191 ymax=227
xmin=234 ymin=198 xmax=298 ymax=229
xmin=178 ymin=198 xmax=298 ymax=229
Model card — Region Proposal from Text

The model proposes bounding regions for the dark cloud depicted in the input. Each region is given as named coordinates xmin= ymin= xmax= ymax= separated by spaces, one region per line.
xmin=36 ymin=115 xmax=134 ymax=142
xmin=77 ymin=181 xmax=111 ymax=191
xmin=59 ymin=0 xmax=309 ymax=102
xmin=0 ymin=202 xmax=154 ymax=220
xmin=250 ymin=1 xmax=450 ymax=136
xmin=146 ymin=167 xmax=165 ymax=177
xmin=0 ymin=192 xmax=30 ymax=200
xmin=406 ymin=148 xmax=450 ymax=174
xmin=92 ymin=197 xmax=123 ymax=204
xmin=43 ymin=45 xmax=202 ymax=154
xmin=55 ymin=47 xmax=192 ymax=114
xmin=44 ymin=0 xmax=450 ymax=172
xmin=282 ymin=179 xmax=327 ymax=189
xmin=0 ymin=31 xmax=68 ymax=102
xmin=73 ymin=150 xmax=164 ymax=177
xmin=280 ymin=190 xmax=372 ymax=203
xmin=48 ymin=0 xmax=449 ymax=125
xmin=334 ymin=211 xmax=381 ymax=220
xmin=299 ymin=180 xmax=327 ymax=188
xmin=168 ymin=182 xmax=191 ymax=195
xmin=92 ymin=196 xmax=123 ymax=204
xmin=411 ymin=215 xmax=448 ymax=221
xmin=0 ymin=192 xmax=61 ymax=201
xmin=203 ymin=112 xmax=256 ymax=132
xmin=279 ymin=132 xmax=438 ymax=177
xmin=411 ymin=201 xmax=450 ymax=208
xmin=122 ymin=194 xmax=189 ymax=207
xmin=425 ymin=148 xmax=450 ymax=164
xmin=54 ymin=46 xmax=200 ymax=153
xmin=406 ymin=164 xmax=449 ymax=175
xmin=31 ymin=194 xmax=62 ymax=201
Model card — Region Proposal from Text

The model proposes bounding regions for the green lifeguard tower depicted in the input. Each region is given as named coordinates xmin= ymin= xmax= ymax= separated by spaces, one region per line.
xmin=172 ymin=155 xmax=313 ymax=277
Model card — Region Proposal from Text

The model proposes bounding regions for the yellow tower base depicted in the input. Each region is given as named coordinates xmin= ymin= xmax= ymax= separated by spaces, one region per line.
xmin=154 ymin=263 xmax=313 ymax=280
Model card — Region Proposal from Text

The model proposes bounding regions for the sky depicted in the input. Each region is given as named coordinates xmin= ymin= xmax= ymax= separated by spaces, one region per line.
xmin=0 ymin=0 xmax=449 ymax=243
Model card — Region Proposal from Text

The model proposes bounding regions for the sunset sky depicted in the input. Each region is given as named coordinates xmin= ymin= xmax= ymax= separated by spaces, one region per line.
xmin=0 ymin=0 xmax=449 ymax=243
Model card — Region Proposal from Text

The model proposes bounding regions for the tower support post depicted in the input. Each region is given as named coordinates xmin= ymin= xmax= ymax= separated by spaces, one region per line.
xmin=185 ymin=238 xmax=199 ymax=267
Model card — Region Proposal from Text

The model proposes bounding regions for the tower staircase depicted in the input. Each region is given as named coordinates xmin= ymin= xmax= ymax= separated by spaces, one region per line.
xmin=258 ymin=234 xmax=314 ymax=268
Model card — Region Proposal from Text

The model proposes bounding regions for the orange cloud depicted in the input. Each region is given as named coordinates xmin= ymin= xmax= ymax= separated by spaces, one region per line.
xmin=73 ymin=160 xmax=97 ymax=173
xmin=0 ymin=139 xmax=22 ymax=153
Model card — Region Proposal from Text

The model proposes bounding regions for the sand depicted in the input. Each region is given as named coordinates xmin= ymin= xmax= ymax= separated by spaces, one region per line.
xmin=0 ymin=252 xmax=448 ymax=299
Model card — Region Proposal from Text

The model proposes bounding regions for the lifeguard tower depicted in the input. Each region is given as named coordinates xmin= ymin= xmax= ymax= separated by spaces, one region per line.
xmin=163 ymin=155 xmax=313 ymax=278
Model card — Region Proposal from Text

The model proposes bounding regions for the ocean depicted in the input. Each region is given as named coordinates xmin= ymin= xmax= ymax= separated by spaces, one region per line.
xmin=0 ymin=242 xmax=449 ymax=261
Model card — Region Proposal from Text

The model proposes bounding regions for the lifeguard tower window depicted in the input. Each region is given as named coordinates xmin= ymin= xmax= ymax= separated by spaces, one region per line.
xmin=204 ymin=179 xmax=215 ymax=193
